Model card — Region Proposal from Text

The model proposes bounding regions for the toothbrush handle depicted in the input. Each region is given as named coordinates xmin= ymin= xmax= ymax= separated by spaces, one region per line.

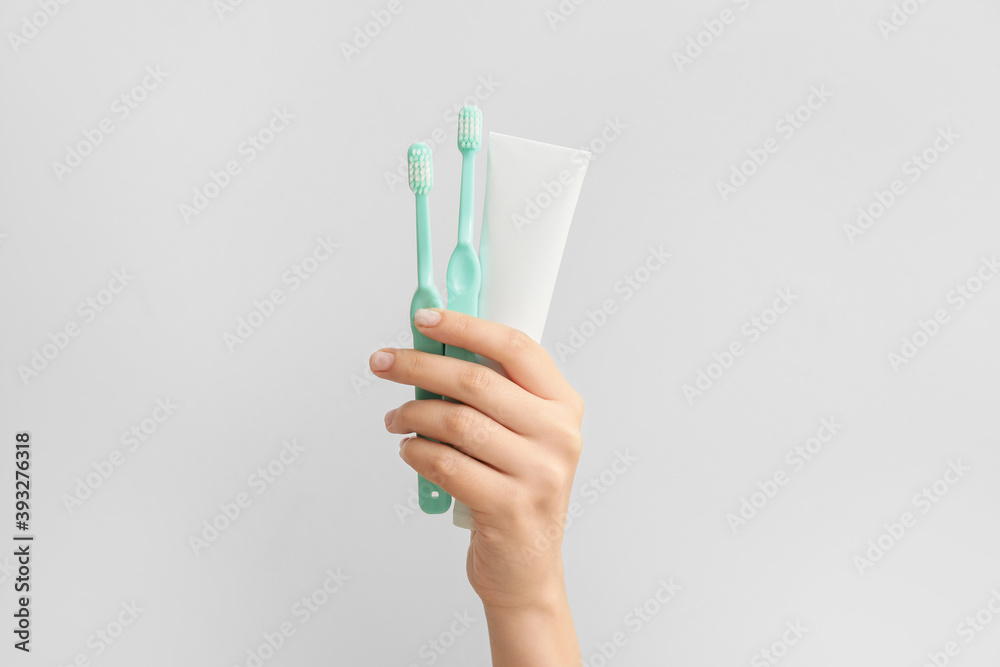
xmin=415 ymin=197 xmax=434 ymax=287
xmin=412 ymin=305 xmax=452 ymax=514
xmin=415 ymin=387 xmax=452 ymax=514
xmin=457 ymin=154 xmax=476 ymax=243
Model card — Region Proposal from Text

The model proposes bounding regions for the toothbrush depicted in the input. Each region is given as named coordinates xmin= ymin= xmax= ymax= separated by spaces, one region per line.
xmin=445 ymin=106 xmax=482 ymax=528
xmin=445 ymin=106 xmax=483 ymax=363
xmin=407 ymin=142 xmax=452 ymax=514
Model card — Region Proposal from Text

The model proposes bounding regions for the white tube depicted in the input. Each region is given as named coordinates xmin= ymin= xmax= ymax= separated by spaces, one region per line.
xmin=453 ymin=132 xmax=591 ymax=529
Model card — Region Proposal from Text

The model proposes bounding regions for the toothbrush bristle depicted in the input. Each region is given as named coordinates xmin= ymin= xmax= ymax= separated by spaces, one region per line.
xmin=457 ymin=106 xmax=482 ymax=152
xmin=407 ymin=143 xmax=433 ymax=195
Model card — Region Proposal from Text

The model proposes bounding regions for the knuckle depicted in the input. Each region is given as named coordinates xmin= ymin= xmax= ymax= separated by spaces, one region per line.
xmin=394 ymin=400 xmax=421 ymax=429
xmin=396 ymin=400 xmax=418 ymax=419
xmin=427 ymin=449 xmax=459 ymax=484
xmin=551 ymin=419 xmax=583 ymax=457
xmin=400 ymin=349 xmax=423 ymax=376
xmin=458 ymin=364 xmax=494 ymax=395
xmin=468 ymin=415 xmax=498 ymax=449
xmin=504 ymin=327 xmax=534 ymax=354
xmin=535 ymin=459 xmax=568 ymax=495
xmin=445 ymin=406 xmax=475 ymax=437
xmin=451 ymin=312 xmax=474 ymax=339
xmin=566 ymin=432 xmax=584 ymax=459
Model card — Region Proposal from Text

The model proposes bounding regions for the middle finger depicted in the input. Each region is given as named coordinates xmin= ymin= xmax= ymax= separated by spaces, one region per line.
xmin=370 ymin=348 xmax=543 ymax=434
xmin=385 ymin=399 xmax=526 ymax=473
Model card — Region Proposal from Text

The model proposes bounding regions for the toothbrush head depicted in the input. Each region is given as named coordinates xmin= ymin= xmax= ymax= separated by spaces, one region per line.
xmin=457 ymin=106 xmax=482 ymax=153
xmin=407 ymin=143 xmax=433 ymax=196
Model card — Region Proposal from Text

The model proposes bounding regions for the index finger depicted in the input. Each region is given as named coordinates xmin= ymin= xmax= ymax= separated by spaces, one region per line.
xmin=413 ymin=308 xmax=574 ymax=401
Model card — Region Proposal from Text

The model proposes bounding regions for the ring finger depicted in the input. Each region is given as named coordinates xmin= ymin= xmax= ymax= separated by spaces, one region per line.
xmin=385 ymin=399 xmax=526 ymax=474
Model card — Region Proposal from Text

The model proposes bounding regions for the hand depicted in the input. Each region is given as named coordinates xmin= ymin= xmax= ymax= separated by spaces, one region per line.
xmin=370 ymin=308 xmax=584 ymax=665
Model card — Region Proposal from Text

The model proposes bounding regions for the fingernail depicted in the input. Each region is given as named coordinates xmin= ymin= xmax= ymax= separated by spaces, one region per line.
xmin=414 ymin=309 xmax=441 ymax=327
xmin=399 ymin=436 xmax=411 ymax=450
xmin=384 ymin=408 xmax=397 ymax=427
xmin=370 ymin=350 xmax=395 ymax=372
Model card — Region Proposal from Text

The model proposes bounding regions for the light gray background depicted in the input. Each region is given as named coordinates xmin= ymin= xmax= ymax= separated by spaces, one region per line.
xmin=1 ymin=0 xmax=999 ymax=665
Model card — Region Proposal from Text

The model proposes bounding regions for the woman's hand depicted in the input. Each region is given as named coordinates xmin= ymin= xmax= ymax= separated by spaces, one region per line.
xmin=370 ymin=308 xmax=584 ymax=665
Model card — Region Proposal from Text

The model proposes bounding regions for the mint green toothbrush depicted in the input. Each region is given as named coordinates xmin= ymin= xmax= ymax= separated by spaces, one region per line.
xmin=445 ymin=106 xmax=483 ymax=363
xmin=407 ymin=143 xmax=452 ymax=514
xmin=445 ymin=106 xmax=482 ymax=527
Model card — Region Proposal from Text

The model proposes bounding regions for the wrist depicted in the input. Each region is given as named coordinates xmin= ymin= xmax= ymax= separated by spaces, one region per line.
xmin=476 ymin=555 xmax=568 ymax=612
xmin=482 ymin=575 xmax=568 ymax=615
xmin=482 ymin=581 xmax=580 ymax=667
